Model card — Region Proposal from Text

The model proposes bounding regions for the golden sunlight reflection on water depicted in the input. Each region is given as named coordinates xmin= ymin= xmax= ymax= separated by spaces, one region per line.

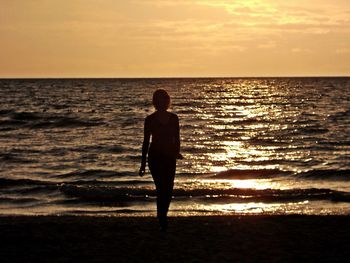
xmin=185 ymin=177 xmax=311 ymax=215
xmin=186 ymin=81 xmax=346 ymax=215
xmin=197 ymin=83 xmax=304 ymax=174
xmin=208 ymin=201 xmax=310 ymax=214
xmin=212 ymin=179 xmax=282 ymax=190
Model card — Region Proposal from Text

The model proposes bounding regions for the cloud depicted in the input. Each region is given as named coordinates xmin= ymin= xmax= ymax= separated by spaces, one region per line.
xmin=0 ymin=0 xmax=349 ymax=77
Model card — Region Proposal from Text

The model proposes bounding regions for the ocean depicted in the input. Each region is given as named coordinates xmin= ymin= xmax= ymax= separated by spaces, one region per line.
xmin=1 ymin=77 xmax=350 ymax=216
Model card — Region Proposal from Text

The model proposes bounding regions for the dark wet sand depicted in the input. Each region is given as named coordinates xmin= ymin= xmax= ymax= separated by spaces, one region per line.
xmin=1 ymin=215 xmax=350 ymax=262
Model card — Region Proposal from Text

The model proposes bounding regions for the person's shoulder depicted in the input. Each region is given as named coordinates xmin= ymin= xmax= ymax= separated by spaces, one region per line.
xmin=170 ymin=112 xmax=179 ymax=121
xmin=145 ymin=112 xmax=156 ymax=122
xmin=146 ymin=112 xmax=156 ymax=118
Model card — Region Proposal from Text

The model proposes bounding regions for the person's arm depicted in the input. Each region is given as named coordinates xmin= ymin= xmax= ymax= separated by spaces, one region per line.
xmin=139 ymin=117 xmax=150 ymax=176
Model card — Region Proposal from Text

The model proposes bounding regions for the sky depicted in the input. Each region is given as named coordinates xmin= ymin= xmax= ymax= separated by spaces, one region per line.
xmin=1 ymin=0 xmax=350 ymax=77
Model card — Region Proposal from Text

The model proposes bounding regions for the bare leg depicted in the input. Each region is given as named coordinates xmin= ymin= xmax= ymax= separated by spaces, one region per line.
xmin=148 ymin=154 xmax=176 ymax=231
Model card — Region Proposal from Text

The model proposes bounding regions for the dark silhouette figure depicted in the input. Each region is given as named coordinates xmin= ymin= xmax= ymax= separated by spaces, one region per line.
xmin=139 ymin=89 xmax=181 ymax=231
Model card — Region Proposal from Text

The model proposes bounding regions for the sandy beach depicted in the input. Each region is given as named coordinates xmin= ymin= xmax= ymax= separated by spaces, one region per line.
xmin=1 ymin=215 xmax=349 ymax=262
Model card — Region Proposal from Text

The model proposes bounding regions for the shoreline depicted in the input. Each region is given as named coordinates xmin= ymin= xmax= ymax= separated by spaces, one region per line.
xmin=1 ymin=215 xmax=350 ymax=262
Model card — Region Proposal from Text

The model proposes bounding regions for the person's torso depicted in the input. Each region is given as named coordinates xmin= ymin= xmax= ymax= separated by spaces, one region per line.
xmin=148 ymin=112 xmax=177 ymax=156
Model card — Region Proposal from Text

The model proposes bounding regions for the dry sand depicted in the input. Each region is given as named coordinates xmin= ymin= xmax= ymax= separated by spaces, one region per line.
xmin=1 ymin=215 xmax=349 ymax=262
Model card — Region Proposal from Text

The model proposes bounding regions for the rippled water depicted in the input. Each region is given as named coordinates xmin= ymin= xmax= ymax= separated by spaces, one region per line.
xmin=1 ymin=78 xmax=350 ymax=216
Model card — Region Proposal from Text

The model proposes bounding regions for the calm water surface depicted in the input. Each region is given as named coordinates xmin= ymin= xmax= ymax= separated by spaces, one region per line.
xmin=1 ymin=78 xmax=350 ymax=216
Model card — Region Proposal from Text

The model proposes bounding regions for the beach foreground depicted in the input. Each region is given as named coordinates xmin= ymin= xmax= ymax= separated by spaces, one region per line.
xmin=1 ymin=215 xmax=349 ymax=262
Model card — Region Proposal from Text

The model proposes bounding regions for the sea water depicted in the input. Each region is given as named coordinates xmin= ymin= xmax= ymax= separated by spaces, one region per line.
xmin=1 ymin=78 xmax=350 ymax=216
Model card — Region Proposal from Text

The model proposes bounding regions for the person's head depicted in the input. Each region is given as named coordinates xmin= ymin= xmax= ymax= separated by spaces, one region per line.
xmin=152 ymin=89 xmax=171 ymax=111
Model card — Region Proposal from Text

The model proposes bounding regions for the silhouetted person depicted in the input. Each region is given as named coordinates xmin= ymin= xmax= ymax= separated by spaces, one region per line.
xmin=139 ymin=89 xmax=181 ymax=231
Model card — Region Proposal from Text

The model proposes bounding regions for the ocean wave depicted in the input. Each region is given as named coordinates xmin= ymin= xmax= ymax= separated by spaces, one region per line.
xmin=0 ymin=110 xmax=104 ymax=130
xmin=0 ymin=176 xmax=151 ymax=189
xmin=248 ymin=138 xmax=290 ymax=146
xmin=297 ymin=126 xmax=329 ymax=134
xmin=0 ymin=153 xmax=34 ymax=163
xmin=68 ymin=145 xmax=128 ymax=154
xmin=211 ymin=169 xmax=350 ymax=181
xmin=60 ymin=184 xmax=152 ymax=203
xmin=61 ymin=208 xmax=153 ymax=214
xmin=55 ymin=169 xmax=135 ymax=179
xmin=106 ymin=145 xmax=127 ymax=153
xmin=0 ymin=178 xmax=53 ymax=186
xmin=328 ymin=107 xmax=350 ymax=121
xmin=319 ymin=141 xmax=350 ymax=146
xmin=30 ymin=117 xmax=104 ymax=129
xmin=72 ymin=179 xmax=152 ymax=186
xmin=12 ymin=185 xmax=58 ymax=194
xmin=227 ymin=118 xmax=266 ymax=125
xmin=0 ymin=118 xmax=27 ymax=126
xmin=296 ymin=169 xmax=350 ymax=180
xmin=235 ymin=159 xmax=290 ymax=166
xmin=181 ymin=146 xmax=223 ymax=154
xmin=59 ymin=184 xmax=350 ymax=204
xmin=11 ymin=111 xmax=41 ymax=121
xmin=0 ymin=109 xmax=15 ymax=115
xmin=177 ymin=172 xmax=215 ymax=177
xmin=0 ymin=197 xmax=42 ymax=204
xmin=210 ymin=169 xmax=291 ymax=179
xmin=176 ymin=108 xmax=201 ymax=114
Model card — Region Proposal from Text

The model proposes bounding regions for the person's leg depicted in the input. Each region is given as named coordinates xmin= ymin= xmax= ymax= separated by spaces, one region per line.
xmin=156 ymin=174 xmax=169 ymax=231
xmin=161 ymin=157 xmax=176 ymax=217
xmin=156 ymin=157 xmax=176 ymax=231
xmin=149 ymin=155 xmax=176 ymax=231
xmin=157 ymin=175 xmax=170 ymax=218
xmin=148 ymin=154 xmax=162 ymax=219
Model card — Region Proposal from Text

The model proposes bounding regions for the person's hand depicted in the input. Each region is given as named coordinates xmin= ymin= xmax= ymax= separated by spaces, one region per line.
xmin=139 ymin=164 xmax=146 ymax=177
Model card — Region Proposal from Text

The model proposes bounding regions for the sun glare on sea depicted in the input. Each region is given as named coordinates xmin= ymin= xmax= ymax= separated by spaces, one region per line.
xmin=207 ymin=87 xmax=279 ymax=174
xmin=209 ymin=202 xmax=279 ymax=214
xmin=202 ymin=178 xmax=282 ymax=190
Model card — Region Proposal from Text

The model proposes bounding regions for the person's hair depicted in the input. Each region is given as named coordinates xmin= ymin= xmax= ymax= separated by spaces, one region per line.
xmin=152 ymin=89 xmax=171 ymax=111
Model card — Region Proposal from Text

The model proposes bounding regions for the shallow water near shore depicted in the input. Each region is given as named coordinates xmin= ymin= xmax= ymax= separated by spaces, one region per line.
xmin=1 ymin=77 xmax=350 ymax=216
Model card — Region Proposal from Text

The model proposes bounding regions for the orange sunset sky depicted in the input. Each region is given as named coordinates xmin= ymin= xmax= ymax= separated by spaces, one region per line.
xmin=1 ymin=0 xmax=350 ymax=78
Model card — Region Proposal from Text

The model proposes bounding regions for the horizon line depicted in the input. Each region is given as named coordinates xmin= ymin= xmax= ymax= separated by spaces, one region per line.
xmin=0 ymin=75 xmax=349 ymax=80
